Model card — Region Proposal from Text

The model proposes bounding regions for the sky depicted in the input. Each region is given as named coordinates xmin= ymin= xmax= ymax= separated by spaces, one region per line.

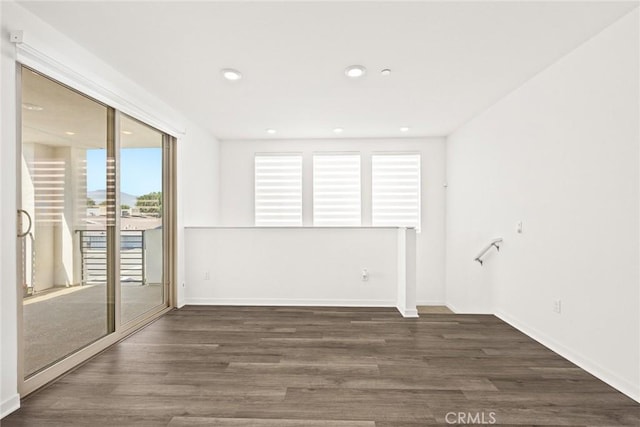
xmin=86 ymin=148 xmax=162 ymax=196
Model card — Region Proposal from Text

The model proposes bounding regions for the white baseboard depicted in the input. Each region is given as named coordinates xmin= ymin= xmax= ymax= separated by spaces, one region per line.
xmin=397 ymin=307 xmax=419 ymax=318
xmin=1 ymin=394 xmax=20 ymax=419
xmin=185 ymin=298 xmax=421 ymax=321
xmin=496 ymin=310 xmax=640 ymax=403
xmin=183 ymin=297 xmax=396 ymax=308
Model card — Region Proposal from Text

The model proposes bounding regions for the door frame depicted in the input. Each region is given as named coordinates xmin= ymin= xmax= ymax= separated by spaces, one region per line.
xmin=16 ymin=64 xmax=177 ymax=397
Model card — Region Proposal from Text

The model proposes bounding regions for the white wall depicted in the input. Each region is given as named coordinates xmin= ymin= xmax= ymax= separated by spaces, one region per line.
xmin=219 ymin=138 xmax=446 ymax=305
xmin=446 ymin=9 xmax=639 ymax=401
xmin=1 ymin=2 xmax=19 ymax=416
xmin=176 ymin=124 xmax=220 ymax=307
xmin=185 ymin=227 xmax=414 ymax=312
xmin=0 ymin=0 xmax=4 ymax=411
xmin=0 ymin=1 xmax=219 ymax=416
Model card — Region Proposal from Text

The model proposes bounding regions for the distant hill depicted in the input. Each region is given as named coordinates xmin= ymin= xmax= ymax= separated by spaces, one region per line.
xmin=87 ymin=190 xmax=138 ymax=207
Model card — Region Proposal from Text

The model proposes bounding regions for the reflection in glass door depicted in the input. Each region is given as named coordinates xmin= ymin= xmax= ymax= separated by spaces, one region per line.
xmin=20 ymin=68 xmax=112 ymax=377
xmin=18 ymin=67 xmax=174 ymax=391
xmin=120 ymin=115 xmax=167 ymax=323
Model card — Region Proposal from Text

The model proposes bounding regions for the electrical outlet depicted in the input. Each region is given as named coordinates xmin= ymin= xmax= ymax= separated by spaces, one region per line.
xmin=204 ymin=271 xmax=210 ymax=280
xmin=517 ymin=221 xmax=523 ymax=234
xmin=553 ymin=300 xmax=562 ymax=314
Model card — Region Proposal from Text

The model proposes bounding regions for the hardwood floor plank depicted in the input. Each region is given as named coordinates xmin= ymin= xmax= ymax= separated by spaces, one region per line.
xmin=3 ymin=306 xmax=639 ymax=426
xmin=167 ymin=417 xmax=375 ymax=426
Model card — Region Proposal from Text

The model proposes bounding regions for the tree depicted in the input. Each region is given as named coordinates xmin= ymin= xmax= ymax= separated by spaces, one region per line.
xmin=121 ymin=204 xmax=130 ymax=210
xmin=136 ymin=191 xmax=162 ymax=217
xmin=86 ymin=198 xmax=96 ymax=207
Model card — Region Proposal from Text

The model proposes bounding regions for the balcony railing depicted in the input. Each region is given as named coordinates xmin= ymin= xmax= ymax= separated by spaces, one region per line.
xmin=78 ymin=230 xmax=146 ymax=285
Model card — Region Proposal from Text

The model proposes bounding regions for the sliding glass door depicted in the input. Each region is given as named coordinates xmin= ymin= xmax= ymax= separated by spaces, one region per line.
xmin=119 ymin=115 xmax=166 ymax=324
xmin=18 ymin=66 xmax=173 ymax=390
xmin=20 ymin=69 xmax=113 ymax=377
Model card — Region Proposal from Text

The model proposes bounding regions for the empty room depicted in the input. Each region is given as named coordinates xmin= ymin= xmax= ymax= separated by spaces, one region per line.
xmin=0 ymin=1 xmax=639 ymax=425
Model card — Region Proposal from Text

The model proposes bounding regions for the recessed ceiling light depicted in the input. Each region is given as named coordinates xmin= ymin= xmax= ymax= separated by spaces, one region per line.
xmin=221 ymin=68 xmax=242 ymax=81
xmin=400 ymin=127 xmax=410 ymax=132
xmin=122 ymin=130 xmax=133 ymax=135
xmin=345 ymin=65 xmax=366 ymax=78
xmin=333 ymin=128 xmax=344 ymax=133
xmin=266 ymin=129 xmax=276 ymax=134
xmin=65 ymin=131 xmax=75 ymax=136
xmin=381 ymin=69 xmax=391 ymax=76
xmin=22 ymin=103 xmax=43 ymax=111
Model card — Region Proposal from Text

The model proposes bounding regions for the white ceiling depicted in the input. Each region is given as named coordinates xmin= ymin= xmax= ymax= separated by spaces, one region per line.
xmin=18 ymin=1 xmax=638 ymax=140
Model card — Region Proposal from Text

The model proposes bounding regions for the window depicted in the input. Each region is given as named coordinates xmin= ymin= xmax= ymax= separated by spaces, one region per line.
xmin=254 ymin=155 xmax=303 ymax=226
xmin=372 ymin=154 xmax=421 ymax=231
xmin=313 ymin=154 xmax=361 ymax=226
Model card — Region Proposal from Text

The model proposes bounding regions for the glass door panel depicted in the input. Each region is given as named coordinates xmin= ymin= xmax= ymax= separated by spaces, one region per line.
xmin=119 ymin=115 xmax=166 ymax=323
xmin=20 ymin=68 xmax=112 ymax=377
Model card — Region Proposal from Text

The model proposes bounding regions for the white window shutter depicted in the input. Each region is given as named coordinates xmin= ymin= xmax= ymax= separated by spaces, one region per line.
xmin=372 ymin=154 xmax=421 ymax=231
xmin=313 ymin=154 xmax=361 ymax=226
xmin=254 ymin=155 xmax=303 ymax=226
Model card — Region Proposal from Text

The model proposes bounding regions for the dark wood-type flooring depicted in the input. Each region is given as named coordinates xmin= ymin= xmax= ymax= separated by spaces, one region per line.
xmin=3 ymin=306 xmax=639 ymax=426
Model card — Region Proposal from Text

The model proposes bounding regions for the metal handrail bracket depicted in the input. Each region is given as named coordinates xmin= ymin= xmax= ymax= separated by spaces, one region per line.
xmin=474 ymin=238 xmax=503 ymax=266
